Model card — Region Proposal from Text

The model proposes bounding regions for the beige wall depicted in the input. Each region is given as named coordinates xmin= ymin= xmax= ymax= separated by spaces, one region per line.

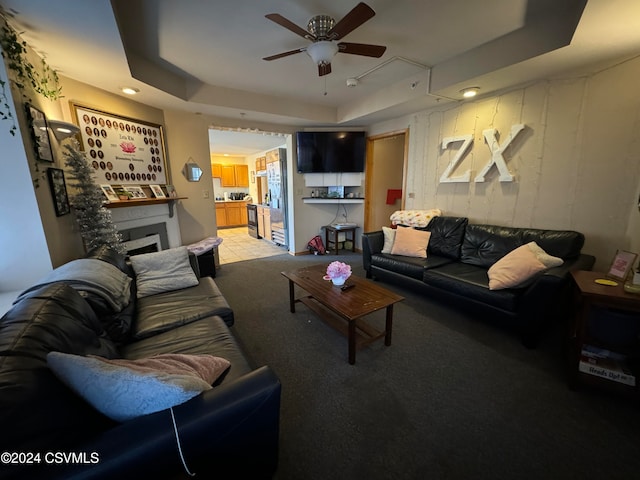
xmin=370 ymin=57 xmax=640 ymax=271
xmin=163 ymin=110 xmax=217 ymax=244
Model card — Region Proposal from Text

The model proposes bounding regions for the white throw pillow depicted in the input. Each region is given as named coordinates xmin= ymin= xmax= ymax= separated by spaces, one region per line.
xmin=381 ymin=226 xmax=397 ymax=253
xmin=130 ymin=246 xmax=199 ymax=298
xmin=47 ymin=352 xmax=230 ymax=422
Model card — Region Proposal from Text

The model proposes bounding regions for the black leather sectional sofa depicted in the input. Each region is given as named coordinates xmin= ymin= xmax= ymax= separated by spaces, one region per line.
xmin=362 ymin=216 xmax=596 ymax=346
xmin=0 ymin=246 xmax=280 ymax=480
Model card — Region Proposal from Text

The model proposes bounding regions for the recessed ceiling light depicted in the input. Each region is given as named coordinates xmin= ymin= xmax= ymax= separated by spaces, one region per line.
xmin=461 ymin=87 xmax=479 ymax=98
xmin=121 ymin=87 xmax=140 ymax=95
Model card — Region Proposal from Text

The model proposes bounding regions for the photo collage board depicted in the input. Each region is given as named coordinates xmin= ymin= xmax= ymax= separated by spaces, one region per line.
xmin=72 ymin=104 xmax=168 ymax=186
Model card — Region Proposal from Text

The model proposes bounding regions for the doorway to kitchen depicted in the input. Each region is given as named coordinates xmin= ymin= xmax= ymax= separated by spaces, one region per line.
xmin=364 ymin=130 xmax=408 ymax=231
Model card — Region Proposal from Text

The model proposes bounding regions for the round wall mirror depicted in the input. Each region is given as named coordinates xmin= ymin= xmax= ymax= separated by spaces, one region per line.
xmin=183 ymin=162 xmax=203 ymax=182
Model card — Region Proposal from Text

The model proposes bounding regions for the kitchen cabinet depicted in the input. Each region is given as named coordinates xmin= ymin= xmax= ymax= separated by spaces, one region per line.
xmin=256 ymin=156 xmax=266 ymax=172
xmin=211 ymin=163 xmax=222 ymax=178
xmin=220 ymin=164 xmax=249 ymax=187
xmin=221 ymin=165 xmax=236 ymax=186
xmin=235 ymin=164 xmax=249 ymax=187
xmin=216 ymin=201 xmax=248 ymax=228
xmin=215 ymin=203 xmax=227 ymax=227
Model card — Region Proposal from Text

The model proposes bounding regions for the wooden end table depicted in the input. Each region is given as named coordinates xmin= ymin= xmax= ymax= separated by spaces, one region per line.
xmin=282 ymin=264 xmax=404 ymax=364
xmin=568 ymin=270 xmax=640 ymax=396
xmin=324 ymin=225 xmax=357 ymax=255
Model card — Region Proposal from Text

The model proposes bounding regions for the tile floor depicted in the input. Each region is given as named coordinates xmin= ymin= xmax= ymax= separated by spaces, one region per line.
xmin=216 ymin=227 xmax=287 ymax=265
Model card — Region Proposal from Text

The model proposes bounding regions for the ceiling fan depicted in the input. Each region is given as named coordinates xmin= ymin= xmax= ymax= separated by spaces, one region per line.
xmin=263 ymin=2 xmax=387 ymax=76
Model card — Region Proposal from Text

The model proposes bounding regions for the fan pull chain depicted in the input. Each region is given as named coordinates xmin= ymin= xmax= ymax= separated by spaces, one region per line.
xmin=324 ymin=75 xmax=327 ymax=96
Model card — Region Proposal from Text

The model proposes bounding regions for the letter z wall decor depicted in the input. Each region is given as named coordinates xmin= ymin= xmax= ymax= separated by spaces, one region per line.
xmin=439 ymin=124 xmax=525 ymax=183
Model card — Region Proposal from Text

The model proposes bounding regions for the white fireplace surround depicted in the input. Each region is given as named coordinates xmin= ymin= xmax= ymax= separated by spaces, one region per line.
xmin=109 ymin=203 xmax=182 ymax=249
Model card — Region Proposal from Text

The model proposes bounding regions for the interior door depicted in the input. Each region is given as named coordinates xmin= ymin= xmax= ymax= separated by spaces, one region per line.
xmin=364 ymin=130 xmax=408 ymax=231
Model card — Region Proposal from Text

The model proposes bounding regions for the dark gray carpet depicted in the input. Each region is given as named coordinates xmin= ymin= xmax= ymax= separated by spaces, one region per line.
xmin=214 ymin=252 xmax=640 ymax=480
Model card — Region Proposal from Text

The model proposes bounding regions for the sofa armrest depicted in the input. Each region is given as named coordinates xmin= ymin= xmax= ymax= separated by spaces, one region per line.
xmin=362 ymin=231 xmax=384 ymax=277
xmin=35 ymin=366 xmax=281 ymax=480
xmin=518 ymin=253 xmax=596 ymax=346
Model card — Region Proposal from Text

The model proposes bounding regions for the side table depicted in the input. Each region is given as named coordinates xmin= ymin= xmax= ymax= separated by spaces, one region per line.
xmin=324 ymin=225 xmax=357 ymax=255
xmin=568 ymin=270 xmax=640 ymax=396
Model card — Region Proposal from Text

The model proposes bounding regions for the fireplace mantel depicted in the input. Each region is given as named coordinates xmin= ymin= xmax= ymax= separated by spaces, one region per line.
xmin=104 ymin=197 xmax=187 ymax=218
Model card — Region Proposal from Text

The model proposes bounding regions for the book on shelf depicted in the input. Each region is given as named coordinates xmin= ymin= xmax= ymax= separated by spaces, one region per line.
xmin=579 ymin=345 xmax=636 ymax=386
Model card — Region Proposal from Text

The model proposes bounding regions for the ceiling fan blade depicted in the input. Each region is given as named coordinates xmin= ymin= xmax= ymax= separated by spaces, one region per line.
xmin=338 ymin=42 xmax=386 ymax=58
xmin=265 ymin=13 xmax=316 ymax=40
xmin=263 ymin=48 xmax=306 ymax=61
xmin=327 ymin=2 xmax=376 ymax=40
xmin=318 ymin=63 xmax=332 ymax=76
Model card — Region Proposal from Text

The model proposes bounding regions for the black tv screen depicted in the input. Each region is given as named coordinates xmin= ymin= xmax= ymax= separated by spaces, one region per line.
xmin=296 ymin=131 xmax=366 ymax=173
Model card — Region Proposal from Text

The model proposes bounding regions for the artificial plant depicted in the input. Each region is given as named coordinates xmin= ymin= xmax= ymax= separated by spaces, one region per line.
xmin=63 ymin=142 xmax=126 ymax=255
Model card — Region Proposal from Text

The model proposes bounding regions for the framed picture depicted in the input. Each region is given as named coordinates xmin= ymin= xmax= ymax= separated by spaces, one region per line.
xmin=123 ymin=185 xmax=146 ymax=199
xmin=149 ymin=184 xmax=166 ymax=198
xmin=71 ymin=103 xmax=168 ymax=186
xmin=165 ymin=184 xmax=177 ymax=198
xmin=47 ymin=168 xmax=70 ymax=216
xmin=26 ymin=104 xmax=54 ymax=163
xmin=607 ymin=250 xmax=637 ymax=281
xmin=100 ymin=184 xmax=120 ymax=202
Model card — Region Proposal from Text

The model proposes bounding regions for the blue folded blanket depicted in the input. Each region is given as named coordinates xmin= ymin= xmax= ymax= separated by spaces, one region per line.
xmin=17 ymin=259 xmax=132 ymax=312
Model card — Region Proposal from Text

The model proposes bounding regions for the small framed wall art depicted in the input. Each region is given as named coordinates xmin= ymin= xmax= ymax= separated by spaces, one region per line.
xmin=47 ymin=168 xmax=70 ymax=216
xmin=607 ymin=249 xmax=637 ymax=281
xmin=25 ymin=104 xmax=54 ymax=163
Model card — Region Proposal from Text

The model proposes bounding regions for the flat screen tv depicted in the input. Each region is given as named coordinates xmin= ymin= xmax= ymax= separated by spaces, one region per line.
xmin=296 ymin=131 xmax=366 ymax=173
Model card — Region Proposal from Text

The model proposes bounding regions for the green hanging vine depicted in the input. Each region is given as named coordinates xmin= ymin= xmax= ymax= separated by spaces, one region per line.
xmin=0 ymin=21 xmax=62 ymax=101
xmin=0 ymin=11 xmax=63 ymax=187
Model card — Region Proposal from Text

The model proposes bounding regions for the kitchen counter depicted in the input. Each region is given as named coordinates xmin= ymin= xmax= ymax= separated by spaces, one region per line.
xmin=215 ymin=199 xmax=249 ymax=203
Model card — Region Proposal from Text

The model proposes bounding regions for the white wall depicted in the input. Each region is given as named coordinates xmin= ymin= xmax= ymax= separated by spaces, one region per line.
xmin=369 ymin=57 xmax=640 ymax=271
xmin=0 ymin=44 xmax=52 ymax=292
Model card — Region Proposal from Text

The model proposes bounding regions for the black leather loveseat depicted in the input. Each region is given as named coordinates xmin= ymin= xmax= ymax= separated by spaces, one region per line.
xmin=362 ymin=216 xmax=595 ymax=346
xmin=0 ymin=246 xmax=281 ymax=480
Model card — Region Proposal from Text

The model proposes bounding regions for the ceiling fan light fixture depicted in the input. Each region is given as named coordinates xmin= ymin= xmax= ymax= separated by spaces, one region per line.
xmin=306 ymin=41 xmax=338 ymax=65
xmin=461 ymin=87 xmax=479 ymax=98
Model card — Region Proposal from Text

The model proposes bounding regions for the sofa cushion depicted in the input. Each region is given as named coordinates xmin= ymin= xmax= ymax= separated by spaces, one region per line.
xmin=391 ymin=227 xmax=431 ymax=258
xmin=520 ymin=229 xmax=585 ymax=259
xmin=423 ymin=263 xmax=520 ymax=312
xmin=460 ymin=224 xmax=524 ymax=268
xmin=371 ymin=254 xmax=427 ymax=280
xmin=123 ymin=316 xmax=253 ymax=386
xmin=47 ymin=352 xmax=230 ymax=422
xmin=132 ymin=277 xmax=234 ymax=340
xmin=424 ymin=216 xmax=468 ymax=260
xmin=130 ymin=246 xmax=199 ymax=298
xmin=0 ymin=284 xmax=119 ymax=452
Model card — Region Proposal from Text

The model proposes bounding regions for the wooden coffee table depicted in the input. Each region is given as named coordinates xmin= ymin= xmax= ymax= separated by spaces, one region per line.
xmin=281 ymin=264 xmax=404 ymax=364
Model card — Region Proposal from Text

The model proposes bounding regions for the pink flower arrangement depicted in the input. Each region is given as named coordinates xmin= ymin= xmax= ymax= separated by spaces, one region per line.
xmin=326 ymin=261 xmax=351 ymax=280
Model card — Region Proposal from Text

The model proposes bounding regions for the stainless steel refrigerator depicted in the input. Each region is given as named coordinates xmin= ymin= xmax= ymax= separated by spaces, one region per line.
xmin=266 ymin=148 xmax=288 ymax=247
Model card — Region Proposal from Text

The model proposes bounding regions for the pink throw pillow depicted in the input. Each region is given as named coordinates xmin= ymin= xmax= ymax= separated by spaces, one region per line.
xmin=390 ymin=227 xmax=431 ymax=258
